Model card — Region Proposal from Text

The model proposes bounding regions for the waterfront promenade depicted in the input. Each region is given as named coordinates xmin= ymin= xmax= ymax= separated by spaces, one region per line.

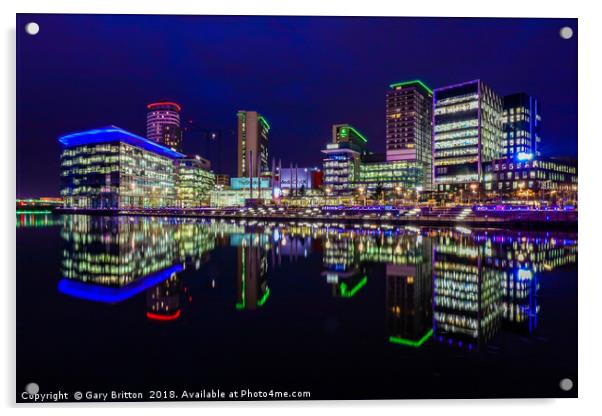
xmin=54 ymin=205 xmax=578 ymax=230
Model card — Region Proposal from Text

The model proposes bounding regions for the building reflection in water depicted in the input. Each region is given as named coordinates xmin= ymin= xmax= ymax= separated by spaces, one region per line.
xmin=57 ymin=215 xmax=224 ymax=319
xmin=16 ymin=212 xmax=63 ymax=228
xmin=432 ymin=231 xmax=504 ymax=351
xmin=146 ymin=273 xmax=182 ymax=321
xmin=386 ymin=234 xmax=433 ymax=347
xmin=54 ymin=216 xmax=577 ymax=341
xmin=235 ymin=244 xmax=270 ymax=310
xmin=322 ymin=229 xmax=367 ymax=298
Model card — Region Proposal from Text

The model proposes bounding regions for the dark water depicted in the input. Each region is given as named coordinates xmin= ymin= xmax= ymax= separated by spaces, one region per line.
xmin=16 ymin=214 xmax=578 ymax=401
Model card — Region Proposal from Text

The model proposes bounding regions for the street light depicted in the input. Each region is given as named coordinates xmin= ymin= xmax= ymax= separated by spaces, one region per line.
xmin=518 ymin=182 xmax=526 ymax=205
xmin=415 ymin=186 xmax=423 ymax=205
xmin=357 ymin=186 xmax=366 ymax=206
xmin=394 ymin=186 xmax=402 ymax=205
xmin=469 ymin=183 xmax=479 ymax=204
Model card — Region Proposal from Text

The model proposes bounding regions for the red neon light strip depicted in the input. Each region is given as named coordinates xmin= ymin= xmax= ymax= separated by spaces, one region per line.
xmin=147 ymin=102 xmax=181 ymax=112
xmin=146 ymin=309 xmax=181 ymax=321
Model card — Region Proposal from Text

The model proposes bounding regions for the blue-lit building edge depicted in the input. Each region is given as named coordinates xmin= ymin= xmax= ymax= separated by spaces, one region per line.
xmin=503 ymin=93 xmax=541 ymax=159
xmin=59 ymin=126 xmax=185 ymax=209
xmin=57 ymin=264 xmax=183 ymax=304
xmin=59 ymin=126 xmax=185 ymax=159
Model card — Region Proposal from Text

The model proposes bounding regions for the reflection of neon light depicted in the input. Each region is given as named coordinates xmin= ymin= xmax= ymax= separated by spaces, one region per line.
xmin=16 ymin=211 xmax=52 ymax=214
xmin=517 ymin=269 xmax=533 ymax=280
xmin=389 ymin=80 xmax=433 ymax=95
xmin=340 ymin=276 xmax=368 ymax=298
xmin=57 ymin=264 xmax=183 ymax=304
xmin=257 ymin=287 xmax=270 ymax=307
xmin=147 ymin=310 xmax=181 ymax=321
xmin=58 ymin=126 xmax=184 ymax=159
xmin=235 ymin=250 xmax=246 ymax=310
xmin=389 ymin=329 xmax=434 ymax=348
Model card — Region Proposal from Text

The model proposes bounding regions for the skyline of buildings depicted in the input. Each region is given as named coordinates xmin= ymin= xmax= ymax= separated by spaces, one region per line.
xmin=56 ymin=76 xmax=577 ymax=209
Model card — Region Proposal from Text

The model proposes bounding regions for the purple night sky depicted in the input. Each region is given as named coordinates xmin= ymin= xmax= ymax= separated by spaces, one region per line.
xmin=16 ymin=14 xmax=577 ymax=198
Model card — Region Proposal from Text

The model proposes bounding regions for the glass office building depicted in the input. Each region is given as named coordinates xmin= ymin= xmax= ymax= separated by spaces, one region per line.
xmin=386 ymin=80 xmax=433 ymax=190
xmin=322 ymin=124 xmax=367 ymax=195
xmin=356 ymin=157 xmax=424 ymax=195
xmin=59 ymin=126 xmax=184 ymax=209
xmin=175 ymin=155 xmax=216 ymax=207
xmin=433 ymin=80 xmax=504 ymax=192
xmin=503 ymin=93 xmax=541 ymax=159
xmin=322 ymin=144 xmax=362 ymax=195
xmin=483 ymin=157 xmax=577 ymax=198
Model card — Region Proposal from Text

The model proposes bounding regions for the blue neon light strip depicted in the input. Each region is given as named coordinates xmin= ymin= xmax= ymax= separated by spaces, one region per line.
xmin=57 ymin=264 xmax=183 ymax=304
xmin=58 ymin=126 xmax=185 ymax=159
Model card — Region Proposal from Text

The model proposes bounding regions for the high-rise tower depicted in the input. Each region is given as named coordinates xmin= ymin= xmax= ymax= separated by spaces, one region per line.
xmin=503 ymin=93 xmax=541 ymax=159
xmin=146 ymin=101 xmax=183 ymax=152
xmin=433 ymin=80 xmax=504 ymax=191
xmin=237 ymin=111 xmax=270 ymax=177
xmin=386 ymin=80 xmax=434 ymax=190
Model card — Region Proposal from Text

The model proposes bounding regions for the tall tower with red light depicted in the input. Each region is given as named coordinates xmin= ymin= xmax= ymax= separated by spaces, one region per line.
xmin=146 ymin=101 xmax=183 ymax=152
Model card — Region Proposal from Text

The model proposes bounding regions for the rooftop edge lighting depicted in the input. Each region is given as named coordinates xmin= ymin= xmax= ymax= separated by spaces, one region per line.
xmin=58 ymin=125 xmax=185 ymax=159
xmin=258 ymin=115 xmax=271 ymax=131
xmin=147 ymin=101 xmax=181 ymax=112
xmin=348 ymin=126 xmax=368 ymax=143
xmin=389 ymin=80 xmax=433 ymax=95
xmin=389 ymin=329 xmax=434 ymax=348
xmin=433 ymin=79 xmax=481 ymax=93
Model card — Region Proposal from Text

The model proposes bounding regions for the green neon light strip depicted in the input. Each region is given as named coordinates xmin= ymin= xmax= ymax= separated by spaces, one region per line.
xmin=257 ymin=287 xmax=270 ymax=307
xmin=389 ymin=329 xmax=434 ymax=348
xmin=340 ymin=276 xmax=368 ymax=298
xmin=235 ymin=250 xmax=246 ymax=310
xmin=349 ymin=127 xmax=368 ymax=143
xmin=258 ymin=116 xmax=271 ymax=131
xmin=389 ymin=80 xmax=433 ymax=95
xmin=16 ymin=211 xmax=52 ymax=214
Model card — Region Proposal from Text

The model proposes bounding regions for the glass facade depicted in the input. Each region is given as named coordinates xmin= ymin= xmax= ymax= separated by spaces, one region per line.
xmin=322 ymin=147 xmax=361 ymax=195
xmin=434 ymin=80 xmax=504 ymax=191
xmin=175 ymin=156 xmax=216 ymax=207
xmin=483 ymin=157 xmax=578 ymax=195
xmin=322 ymin=124 xmax=367 ymax=195
xmin=60 ymin=127 xmax=183 ymax=209
xmin=357 ymin=160 xmax=423 ymax=194
xmin=503 ymin=93 xmax=541 ymax=158
xmin=386 ymin=80 xmax=433 ymax=190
